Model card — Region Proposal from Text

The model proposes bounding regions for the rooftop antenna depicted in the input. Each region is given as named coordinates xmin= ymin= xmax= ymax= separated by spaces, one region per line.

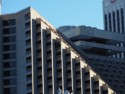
xmin=0 ymin=0 xmax=2 ymax=14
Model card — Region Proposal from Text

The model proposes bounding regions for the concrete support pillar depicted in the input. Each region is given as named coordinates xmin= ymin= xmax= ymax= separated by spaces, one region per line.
xmin=41 ymin=30 xmax=47 ymax=94
xmin=90 ymin=77 xmax=94 ymax=94
xmin=51 ymin=39 xmax=57 ymax=94
xmin=31 ymin=20 xmax=37 ymax=94
xmin=81 ymin=68 xmax=85 ymax=94
xmin=61 ymin=49 xmax=67 ymax=93
xmin=99 ymin=86 xmax=103 ymax=94
xmin=71 ymin=59 xmax=76 ymax=94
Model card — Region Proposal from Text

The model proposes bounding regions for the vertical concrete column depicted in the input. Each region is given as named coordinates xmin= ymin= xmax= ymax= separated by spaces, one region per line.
xmin=90 ymin=77 xmax=94 ymax=94
xmin=119 ymin=8 xmax=122 ymax=33
xmin=61 ymin=48 xmax=67 ymax=93
xmin=81 ymin=67 xmax=85 ymax=94
xmin=71 ymin=59 xmax=76 ymax=94
xmin=99 ymin=79 xmax=104 ymax=94
xmin=41 ymin=29 xmax=47 ymax=94
xmin=107 ymin=12 xmax=110 ymax=31
xmin=51 ymin=39 xmax=57 ymax=94
xmin=99 ymin=86 xmax=103 ymax=94
xmin=31 ymin=20 xmax=37 ymax=94
xmin=115 ymin=10 xmax=118 ymax=33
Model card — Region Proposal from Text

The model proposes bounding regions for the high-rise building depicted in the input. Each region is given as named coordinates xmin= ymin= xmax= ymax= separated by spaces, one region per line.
xmin=0 ymin=7 xmax=116 ymax=94
xmin=59 ymin=25 xmax=125 ymax=94
xmin=103 ymin=0 xmax=125 ymax=59
xmin=103 ymin=0 xmax=125 ymax=33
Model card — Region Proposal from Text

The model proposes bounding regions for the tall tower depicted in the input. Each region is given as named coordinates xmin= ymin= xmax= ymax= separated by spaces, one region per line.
xmin=103 ymin=0 xmax=125 ymax=59
xmin=103 ymin=0 xmax=125 ymax=33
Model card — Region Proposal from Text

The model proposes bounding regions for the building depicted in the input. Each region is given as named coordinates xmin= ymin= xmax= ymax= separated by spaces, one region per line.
xmin=103 ymin=0 xmax=125 ymax=58
xmin=59 ymin=25 xmax=125 ymax=94
xmin=0 ymin=7 xmax=116 ymax=94
xmin=103 ymin=0 xmax=125 ymax=33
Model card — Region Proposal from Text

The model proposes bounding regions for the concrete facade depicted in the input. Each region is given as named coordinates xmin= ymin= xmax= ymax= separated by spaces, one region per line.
xmin=103 ymin=0 xmax=125 ymax=58
xmin=59 ymin=25 xmax=125 ymax=94
xmin=0 ymin=7 xmax=116 ymax=94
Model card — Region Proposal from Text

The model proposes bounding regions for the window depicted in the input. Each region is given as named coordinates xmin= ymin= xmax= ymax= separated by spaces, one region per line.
xmin=3 ymin=19 xmax=16 ymax=26
xmin=25 ymin=30 xmax=31 ymax=37
xmin=3 ymin=70 xmax=16 ymax=77
xmin=4 ymin=87 xmax=17 ymax=94
xmin=121 ymin=8 xmax=124 ymax=34
xmin=117 ymin=10 xmax=120 ymax=33
xmin=3 ymin=61 xmax=16 ymax=68
xmin=27 ymin=83 xmax=32 ymax=90
xmin=108 ymin=13 xmax=112 ymax=31
xmin=26 ymin=39 xmax=31 ymax=46
xmin=3 ymin=36 xmax=16 ymax=43
xmin=25 ymin=22 xmax=30 ymax=29
xmin=25 ymin=13 xmax=30 ymax=20
xmin=104 ymin=14 xmax=108 ymax=31
xmin=112 ymin=11 xmax=116 ymax=32
xmin=3 ymin=27 xmax=16 ymax=34
xmin=3 ymin=44 xmax=16 ymax=51
xmin=3 ymin=53 xmax=16 ymax=59
xmin=4 ymin=78 xmax=17 ymax=85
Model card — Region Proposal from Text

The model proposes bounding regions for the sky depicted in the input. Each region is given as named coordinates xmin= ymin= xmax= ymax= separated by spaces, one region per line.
xmin=2 ymin=0 xmax=103 ymax=29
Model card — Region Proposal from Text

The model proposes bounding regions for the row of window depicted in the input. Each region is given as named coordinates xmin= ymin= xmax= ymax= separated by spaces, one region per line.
xmin=3 ymin=27 xmax=16 ymax=35
xmin=3 ymin=61 xmax=16 ymax=68
xmin=3 ymin=70 xmax=17 ymax=77
xmin=3 ymin=19 xmax=16 ymax=26
xmin=4 ymin=78 xmax=17 ymax=85
xmin=3 ymin=36 xmax=16 ymax=43
xmin=105 ymin=8 xmax=124 ymax=34
xmin=3 ymin=53 xmax=16 ymax=59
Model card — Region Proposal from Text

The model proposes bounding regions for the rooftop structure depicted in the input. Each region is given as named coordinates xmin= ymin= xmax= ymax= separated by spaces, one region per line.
xmin=59 ymin=25 xmax=125 ymax=94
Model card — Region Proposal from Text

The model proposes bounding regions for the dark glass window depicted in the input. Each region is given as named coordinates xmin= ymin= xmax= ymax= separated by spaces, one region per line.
xmin=3 ymin=19 xmax=16 ymax=26
xmin=25 ymin=13 xmax=30 ymax=20
xmin=3 ymin=53 xmax=16 ymax=59
xmin=3 ymin=70 xmax=16 ymax=77
xmin=3 ymin=27 xmax=16 ymax=34
xmin=104 ymin=14 xmax=108 ymax=31
xmin=121 ymin=8 xmax=124 ymax=34
xmin=25 ymin=22 xmax=30 ymax=29
xmin=25 ymin=30 xmax=31 ymax=37
xmin=3 ymin=36 xmax=16 ymax=43
xmin=109 ymin=13 xmax=112 ymax=31
xmin=3 ymin=61 xmax=16 ymax=68
xmin=4 ymin=88 xmax=10 ymax=94
xmin=27 ymin=83 xmax=32 ymax=90
xmin=117 ymin=10 xmax=120 ymax=33
xmin=3 ymin=44 xmax=16 ymax=51
xmin=4 ymin=87 xmax=17 ymax=94
xmin=4 ymin=78 xmax=17 ymax=85
xmin=113 ymin=11 xmax=116 ymax=32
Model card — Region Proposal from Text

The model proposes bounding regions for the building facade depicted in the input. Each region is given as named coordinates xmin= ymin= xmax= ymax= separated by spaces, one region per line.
xmin=0 ymin=7 xmax=116 ymax=94
xmin=59 ymin=25 xmax=125 ymax=94
xmin=103 ymin=0 xmax=125 ymax=59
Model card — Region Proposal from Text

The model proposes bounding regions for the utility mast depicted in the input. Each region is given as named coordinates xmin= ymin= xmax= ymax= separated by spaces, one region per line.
xmin=0 ymin=0 xmax=2 ymax=14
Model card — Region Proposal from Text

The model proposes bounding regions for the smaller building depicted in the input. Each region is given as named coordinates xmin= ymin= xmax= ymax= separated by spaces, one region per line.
xmin=58 ymin=25 xmax=125 ymax=94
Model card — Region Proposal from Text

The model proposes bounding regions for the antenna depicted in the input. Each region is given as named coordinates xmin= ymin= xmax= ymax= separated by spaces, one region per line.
xmin=0 ymin=0 xmax=2 ymax=14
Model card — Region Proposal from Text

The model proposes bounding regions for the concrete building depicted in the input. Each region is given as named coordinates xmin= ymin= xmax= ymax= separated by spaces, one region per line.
xmin=103 ymin=0 xmax=125 ymax=33
xmin=103 ymin=0 xmax=125 ymax=58
xmin=59 ymin=25 xmax=125 ymax=94
xmin=0 ymin=7 xmax=116 ymax=94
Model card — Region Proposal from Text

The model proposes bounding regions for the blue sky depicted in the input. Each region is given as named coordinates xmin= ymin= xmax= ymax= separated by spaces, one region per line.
xmin=2 ymin=0 xmax=103 ymax=29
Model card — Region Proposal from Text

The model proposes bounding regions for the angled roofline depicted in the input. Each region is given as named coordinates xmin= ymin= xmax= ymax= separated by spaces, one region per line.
xmin=36 ymin=14 xmax=117 ymax=93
